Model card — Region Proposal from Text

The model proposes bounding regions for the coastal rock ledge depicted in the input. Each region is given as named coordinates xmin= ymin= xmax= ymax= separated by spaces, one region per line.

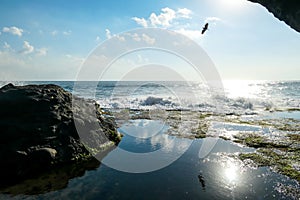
xmin=0 ymin=83 xmax=121 ymax=187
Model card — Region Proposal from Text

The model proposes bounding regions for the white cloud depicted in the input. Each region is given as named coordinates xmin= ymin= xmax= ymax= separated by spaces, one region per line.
xmin=127 ymin=33 xmax=155 ymax=44
xmin=142 ymin=34 xmax=155 ymax=45
xmin=131 ymin=33 xmax=141 ymax=42
xmin=105 ymin=29 xmax=112 ymax=39
xmin=36 ymin=48 xmax=47 ymax=56
xmin=177 ymin=8 xmax=192 ymax=19
xmin=20 ymin=41 xmax=34 ymax=54
xmin=205 ymin=17 xmax=222 ymax=24
xmin=132 ymin=17 xmax=148 ymax=28
xmin=63 ymin=30 xmax=72 ymax=36
xmin=117 ymin=35 xmax=125 ymax=41
xmin=2 ymin=26 xmax=24 ymax=37
xmin=105 ymin=29 xmax=125 ymax=41
xmin=50 ymin=30 xmax=72 ymax=36
xmin=95 ymin=36 xmax=100 ymax=42
xmin=132 ymin=7 xmax=192 ymax=28
xmin=51 ymin=30 xmax=58 ymax=36
xmin=149 ymin=7 xmax=176 ymax=27
xmin=176 ymin=28 xmax=202 ymax=41
xmin=3 ymin=42 xmax=11 ymax=49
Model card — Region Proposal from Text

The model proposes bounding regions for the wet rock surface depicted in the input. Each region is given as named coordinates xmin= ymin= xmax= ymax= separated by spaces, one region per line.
xmin=0 ymin=83 xmax=121 ymax=188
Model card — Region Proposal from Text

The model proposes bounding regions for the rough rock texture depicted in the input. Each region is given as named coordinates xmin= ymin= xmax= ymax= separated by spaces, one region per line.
xmin=248 ymin=0 xmax=300 ymax=33
xmin=0 ymin=83 xmax=121 ymax=187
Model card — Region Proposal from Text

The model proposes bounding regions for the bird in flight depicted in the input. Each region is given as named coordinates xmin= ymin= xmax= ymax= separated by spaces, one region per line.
xmin=201 ymin=23 xmax=209 ymax=34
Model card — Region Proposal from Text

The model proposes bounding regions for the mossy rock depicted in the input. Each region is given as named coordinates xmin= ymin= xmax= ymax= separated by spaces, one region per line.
xmin=239 ymin=152 xmax=271 ymax=166
xmin=239 ymin=148 xmax=300 ymax=183
xmin=287 ymin=134 xmax=300 ymax=142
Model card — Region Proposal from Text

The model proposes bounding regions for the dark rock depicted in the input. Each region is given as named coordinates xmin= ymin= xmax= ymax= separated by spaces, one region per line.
xmin=248 ymin=0 xmax=300 ymax=33
xmin=28 ymin=147 xmax=57 ymax=163
xmin=0 ymin=83 xmax=121 ymax=187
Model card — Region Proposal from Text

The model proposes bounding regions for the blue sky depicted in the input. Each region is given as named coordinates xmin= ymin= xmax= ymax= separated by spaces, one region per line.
xmin=0 ymin=0 xmax=299 ymax=80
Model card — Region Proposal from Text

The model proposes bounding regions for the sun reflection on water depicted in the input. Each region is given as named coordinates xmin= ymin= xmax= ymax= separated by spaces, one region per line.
xmin=223 ymin=80 xmax=263 ymax=99
xmin=224 ymin=162 xmax=238 ymax=182
xmin=221 ymin=158 xmax=243 ymax=189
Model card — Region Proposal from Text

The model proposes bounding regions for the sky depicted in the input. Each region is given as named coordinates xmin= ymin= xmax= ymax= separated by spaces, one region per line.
xmin=0 ymin=0 xmax=299 ymax=81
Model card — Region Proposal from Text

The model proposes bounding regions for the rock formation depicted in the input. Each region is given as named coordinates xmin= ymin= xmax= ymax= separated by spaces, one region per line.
xmin=0 ymin=83 xmax=121 ymax=187
xmin=248 ymin=0 xmax=300 ymax=33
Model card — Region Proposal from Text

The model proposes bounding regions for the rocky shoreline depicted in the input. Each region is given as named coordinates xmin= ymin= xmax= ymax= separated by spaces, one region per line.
xmin=115 ymin=108 xmax=300 ymax=183
xmin=0 ymin=83 xmax=121 ymax=189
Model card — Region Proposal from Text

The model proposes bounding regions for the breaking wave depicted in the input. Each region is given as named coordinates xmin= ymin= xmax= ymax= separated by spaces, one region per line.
xmin=98 ymin=94 xmax=298 ymax=115
xmin=1 ymin=80 xmax=299 ymax=115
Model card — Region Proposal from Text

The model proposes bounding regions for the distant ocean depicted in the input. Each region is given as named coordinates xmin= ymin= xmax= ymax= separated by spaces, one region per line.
xmin=1 ymin=80 xmax=299 ymax=115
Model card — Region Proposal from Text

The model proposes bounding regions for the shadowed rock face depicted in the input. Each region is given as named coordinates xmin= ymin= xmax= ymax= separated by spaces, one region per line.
xmin=248 ymin=0 xmax=300 ymax=33
xmin=0 ymin=83 xmax=121 ymax=188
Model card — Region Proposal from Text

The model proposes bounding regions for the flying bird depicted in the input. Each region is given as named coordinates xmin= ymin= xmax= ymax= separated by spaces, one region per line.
xmin=201 ymin=23 xmax=209 ymax=34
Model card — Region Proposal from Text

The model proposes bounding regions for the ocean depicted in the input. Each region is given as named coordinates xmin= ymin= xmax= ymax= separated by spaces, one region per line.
xmin=2 ymin=80 xmax=299 ymax=114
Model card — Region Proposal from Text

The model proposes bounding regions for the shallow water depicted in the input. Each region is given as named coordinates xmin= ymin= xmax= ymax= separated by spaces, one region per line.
xmin=2 ymin=119 xmax=299 ymax=200
xmin=263 ymin=111 xmax=300 ymax=120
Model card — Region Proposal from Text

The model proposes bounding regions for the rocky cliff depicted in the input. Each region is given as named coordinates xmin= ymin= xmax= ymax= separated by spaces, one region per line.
xmin=248 ymin=0 xmax=300 ymax=33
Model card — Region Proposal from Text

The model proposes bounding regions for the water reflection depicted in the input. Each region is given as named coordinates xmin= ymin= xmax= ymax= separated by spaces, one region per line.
xmin=197 ymin=173 xmax=206 ymax=190
xmin=119 ymin=120 xmax=166 ymax=139
xmin=215 ymin=155 xmax=244 ymax=191
xmin=102 ymin=119 xmax=193 ymax=173
xmin=224 ymin=161 xmax=238 ymax=183
xmin=0 ymin=158 xmax=100 ymax=195
xmin=223 ymin=80 xmax=263 ymax=99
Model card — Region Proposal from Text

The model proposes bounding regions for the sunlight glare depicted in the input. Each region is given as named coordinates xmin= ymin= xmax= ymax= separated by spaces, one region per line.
xmin=225 ymin=166 xmax=237 ymax=182
xmin=223 ymin=80 xmax=262 ymax=99
xmin=224 ymin=162 xmax=238 ymax=182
